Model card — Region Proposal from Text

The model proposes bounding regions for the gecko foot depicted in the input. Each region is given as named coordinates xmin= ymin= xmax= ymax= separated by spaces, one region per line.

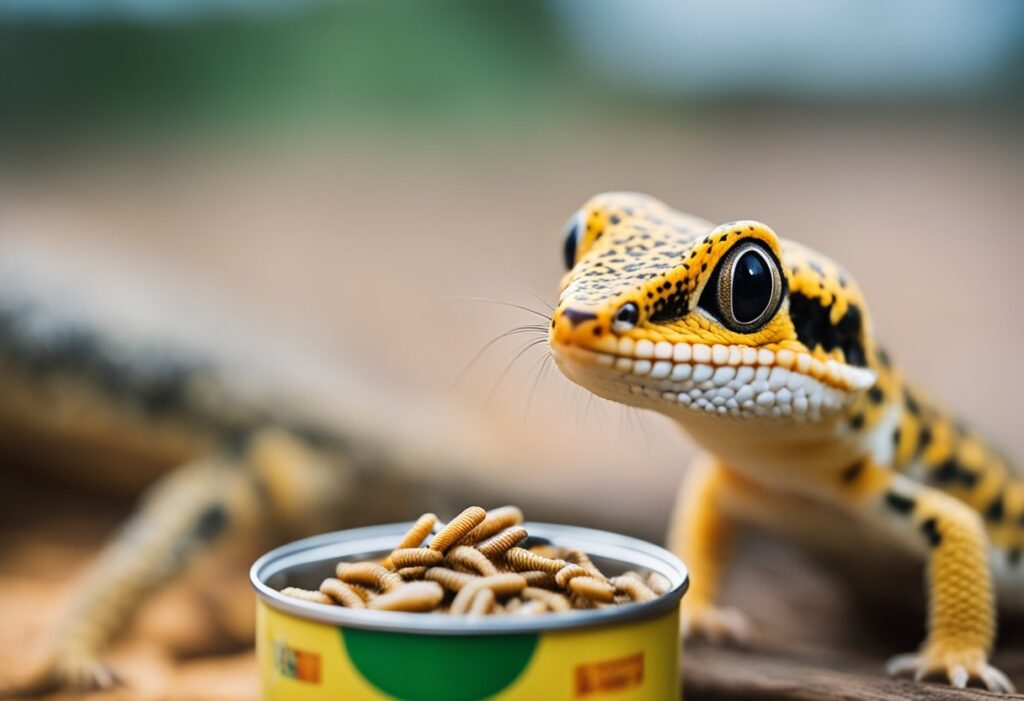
xmin=887 ymin=647 xmax=1015 ymax=693
xmin=681 ymin=604 xmax=751 ymax=645
xmin=0 ymin=654 xmax=123 ymax=698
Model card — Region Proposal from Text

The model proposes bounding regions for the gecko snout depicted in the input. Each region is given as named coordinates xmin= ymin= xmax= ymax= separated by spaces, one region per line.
xmin=550 ymin=305 xmax=604 ymax=347
xmin=560 ymin=307 xmax=597 ymax=327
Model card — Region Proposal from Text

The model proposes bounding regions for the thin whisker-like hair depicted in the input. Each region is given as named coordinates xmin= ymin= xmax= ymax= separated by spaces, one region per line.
xmin=486 ymin=338 xmax=549 ymax=402
xmin=452 ymin=324 xmax=548 ymax=389
xmin=443 ymin=295 xmax=549 ymax=321
xmin=523 ymin=352 xmax=553 ymax=423
xmin=511 ymin=283 xmax=554 ymax=311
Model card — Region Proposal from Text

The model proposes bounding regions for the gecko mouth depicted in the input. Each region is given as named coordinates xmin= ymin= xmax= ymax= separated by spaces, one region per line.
xmin=550 ymin=337 xmax=875 ymax=421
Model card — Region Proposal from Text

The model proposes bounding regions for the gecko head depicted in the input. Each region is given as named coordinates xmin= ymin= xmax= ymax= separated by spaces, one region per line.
xmin=549 ymin=192 xmax=877 ymax=425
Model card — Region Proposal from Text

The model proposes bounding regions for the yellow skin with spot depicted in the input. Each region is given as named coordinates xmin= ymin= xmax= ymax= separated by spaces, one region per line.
xmin=550 ymin=192 xmax=1019 ymax=692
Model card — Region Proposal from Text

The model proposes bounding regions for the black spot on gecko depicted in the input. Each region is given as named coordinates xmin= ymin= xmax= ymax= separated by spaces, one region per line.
xmin=849 ymin=413 xmax=865 ymax=430
xmin=904 ymin=389 xmax=921 ymax=415
xmin=917 ymin=426 xmax=933 ymax=455
xmin=885 ymin=491 xmax=916 ymax=516
xmin=649 ymin=290 xmax=689 ymax=323
xmin=985 ymin=494 xmax=1005 ymax=522
xmin=840 ymin=461 xmax=865 ymax=484
xmin=867 ymin=386 xmax=884 ymax=404
xmin=787 ymin=292 xmax=867 ymax=367
xmin=194 ymin=504 xmax=229 ymax=541
xmin=932 ymin=458 xmax=979 ymax=488
xmin=920 ymin=518 xmax=942 ymax=547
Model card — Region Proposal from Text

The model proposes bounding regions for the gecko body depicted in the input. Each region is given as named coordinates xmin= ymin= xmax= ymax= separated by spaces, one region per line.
xmin=549 ymin=192 xmax=1018 ymax=692
xmin=0 ymin=248 xmax=494 ymax=694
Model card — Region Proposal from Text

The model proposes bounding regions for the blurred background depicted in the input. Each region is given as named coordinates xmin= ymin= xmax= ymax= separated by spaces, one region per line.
xmin=1 ymin=0 xmax=1023 ymax=698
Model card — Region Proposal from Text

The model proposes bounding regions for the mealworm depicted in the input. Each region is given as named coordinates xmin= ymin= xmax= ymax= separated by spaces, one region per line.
xmin=458 ymin=505 xmax=524 ymax=545
xmin=279 ymin=505 xmax=666 ymax=616
xmin=613 ymin=573 xmax=658 ymax=603
xmin=564 ymin=549 xmax=607 ymax=580
xmin=505 ymin=547 xmax=567 ymax=574
xmin=476 ymin=526 xmax=528 ymax=558
xmin=568 ymin=576 xmax=616 ymax=603
xmin=380 ymin=513 xmax=437 ymax=568
xmin=468 ymin=587 xmax=495 ymax=616
xmin=646 ymin=571 xmax=671 ymax=596
xmin=282 ymin=587 xmax=335 ymax=605
xmin=529 ymin=544 xmax=565 ymax=560
xmin=473 ymin=573 xmax=528 ymax=597
xmin=450 ymin=573 xmax=527 ymax=614
xmin=397 ymin=566 xmax=428 ymax=578
xmin=319 ymin=578 xmax=366 ymax=608
xmin=446 ymin=546 xmax=499 ymax=576
xmin=515 ymin=600 xmax=549 ymax=616
xmin=390 ymin=548 xmax=444 ymax=568
xmin=342 ymin=581 xmax=373 ymax=602
xmin=554 ymin=564 xmax=590 ymax=589
xmin=424 ymin=566 xmax=477 ymax=592
xmin=520 ymin=570 xmax=558 ymax=589
xmin=336 ymin=561 xmax=404 ymax=592
xmin=522 ymin=587 xmax=571 ymax=612
xmin=430 ymin=506 xmax=487 ymax=553
xmin=368 ymin=582 xmax=445 ymax=612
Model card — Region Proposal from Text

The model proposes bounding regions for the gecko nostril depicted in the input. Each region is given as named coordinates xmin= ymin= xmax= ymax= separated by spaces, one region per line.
xmin=561 ymin=307 xmax=598 ymax=327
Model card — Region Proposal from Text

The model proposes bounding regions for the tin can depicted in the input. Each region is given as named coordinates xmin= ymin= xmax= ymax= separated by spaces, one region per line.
xmin=251 ymin=522 xmax=688 ymax=700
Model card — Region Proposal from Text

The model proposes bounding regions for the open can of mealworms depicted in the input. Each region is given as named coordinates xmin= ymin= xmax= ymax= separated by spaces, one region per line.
xmin=250 ymin=522 xmax=688 ymax=700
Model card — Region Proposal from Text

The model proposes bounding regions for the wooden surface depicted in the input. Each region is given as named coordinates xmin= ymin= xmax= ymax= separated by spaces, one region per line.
xmin=2 ymin=473 xmax=1023 ymax=700
xmin=682 ymin=536 xmax=1024 ymax=699
xmin=684 ymin=647 xmax=1012 ymax=701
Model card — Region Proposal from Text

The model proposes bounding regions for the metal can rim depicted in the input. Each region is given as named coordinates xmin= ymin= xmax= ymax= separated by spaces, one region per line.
xmin=250 ymin=521 xmax=688 ymax=635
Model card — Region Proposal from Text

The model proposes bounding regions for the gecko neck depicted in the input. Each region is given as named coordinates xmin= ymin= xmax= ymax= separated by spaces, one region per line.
xmin=670 ymin=407 xmax=885 ymax=494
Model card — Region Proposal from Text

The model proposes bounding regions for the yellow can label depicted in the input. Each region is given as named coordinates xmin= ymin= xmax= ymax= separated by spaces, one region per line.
xmin=258 ymin=602 xmax=680 ymax=700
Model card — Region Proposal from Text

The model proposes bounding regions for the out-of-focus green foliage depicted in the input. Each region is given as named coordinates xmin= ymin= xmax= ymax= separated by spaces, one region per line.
xmin=0 ymin=0 xmax=585 ymax=137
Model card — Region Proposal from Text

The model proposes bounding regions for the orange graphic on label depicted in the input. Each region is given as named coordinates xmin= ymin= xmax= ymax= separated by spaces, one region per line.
xmin=273 ymin=639 xmax=322 ymax=684
xmin=575 ymin=652 xmax=644 ymax=696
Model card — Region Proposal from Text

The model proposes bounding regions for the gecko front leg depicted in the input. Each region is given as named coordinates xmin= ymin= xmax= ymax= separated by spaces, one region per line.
xmin=840 ymin=461 xmax=1013 ymax=692
xmin=0 ymin=428 xmax=346 ymax=697
xmin=668 ymin=454 xmax=751 ymax=643
xmin=7 ymin=451 xmax=268 ymax=696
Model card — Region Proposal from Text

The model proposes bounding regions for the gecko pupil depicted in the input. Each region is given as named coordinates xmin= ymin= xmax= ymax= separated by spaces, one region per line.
xmin=733 ymin=250 xmax=773 ymax=323
xmin=563 ymin=218 xmax=580 ymax=270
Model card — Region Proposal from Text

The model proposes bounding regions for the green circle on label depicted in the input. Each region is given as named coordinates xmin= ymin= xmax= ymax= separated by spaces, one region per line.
xmin=341 ymin=628 xmax=538 ymax=701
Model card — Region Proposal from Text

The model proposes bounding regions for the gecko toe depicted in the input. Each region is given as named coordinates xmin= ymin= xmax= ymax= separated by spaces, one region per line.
xmin=885 ymin=653 xmax=919 ymax=677
xmin=887 ymin=649 xmax=1015 ymax=693
xmin=682 ymin=605 xmax=751 ymax=645
xmin=980 ymin=664 xmax=1015 ymax=694
xmin=949 ymin=665 xmax=969 ymax=689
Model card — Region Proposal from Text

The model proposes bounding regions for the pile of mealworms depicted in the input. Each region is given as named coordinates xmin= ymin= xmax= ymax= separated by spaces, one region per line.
xmin=280 ymin=505 xmax=669 ymax=615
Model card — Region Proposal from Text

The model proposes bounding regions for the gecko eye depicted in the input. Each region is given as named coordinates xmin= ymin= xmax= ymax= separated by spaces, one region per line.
xmin=612 ymin=302 xmax=639 ymax=333
xmin=562 ymin=210 xmax=585 ymax=270
xmin=699 ymin=241 xmax=783 ymax=333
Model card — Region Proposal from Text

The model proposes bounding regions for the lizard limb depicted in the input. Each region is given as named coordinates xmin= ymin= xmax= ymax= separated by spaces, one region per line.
xmin=841 ymin=462 xmax=1012 ymax=692
xmin=4 ymin=448 xmax=268 ymax=695
xmin=669 ymin=455 xmax=750 ymax=643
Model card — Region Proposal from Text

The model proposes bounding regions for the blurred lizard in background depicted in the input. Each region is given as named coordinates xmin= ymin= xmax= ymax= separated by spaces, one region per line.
xmin=550 ymin=192 xmax=1018 ymax=692
xmin=0 ymin=243 xmax=506 ymax=695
